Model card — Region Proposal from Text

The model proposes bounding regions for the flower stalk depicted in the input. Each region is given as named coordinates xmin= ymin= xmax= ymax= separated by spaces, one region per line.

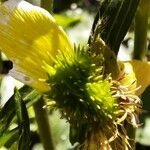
xmin=131 ymin=0 xmax=149 ymax=148
xmin=133 ymin=0 xmax=149 ymax=60
xmin=33 ymin=98 xmax=55 ymax=150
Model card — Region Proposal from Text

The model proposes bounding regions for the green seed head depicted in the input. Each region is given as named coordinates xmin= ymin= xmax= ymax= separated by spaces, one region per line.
xmin=45 ymin=45 xmax=142 ymax=148
xmin=46 ymin=46 xmax=117 ymax=125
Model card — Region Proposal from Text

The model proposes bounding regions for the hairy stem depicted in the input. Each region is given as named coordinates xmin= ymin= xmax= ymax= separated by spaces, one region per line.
xmin=33 ymin=98 xmax=55 ymax=150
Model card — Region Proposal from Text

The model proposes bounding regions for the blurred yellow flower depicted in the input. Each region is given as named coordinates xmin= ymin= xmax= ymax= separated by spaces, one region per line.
xmin=119 ymin=60 xmax=150 ymax=96
xmin=0 ymin=0 xmax=73 ymax=92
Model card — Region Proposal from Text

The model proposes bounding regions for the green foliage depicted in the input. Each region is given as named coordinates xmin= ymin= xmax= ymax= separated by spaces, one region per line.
xmin=0 ymin=86 xmax=42 ymax=149
xmin=0 ymin=129 xmax=18 ymax=148
xmin=0 ymin=98 xmax=15 ymax=136
xmin=14 ymin=88 xmax=30 ymax=150
xmin=89 ymin=0 xmax=140 ymax=55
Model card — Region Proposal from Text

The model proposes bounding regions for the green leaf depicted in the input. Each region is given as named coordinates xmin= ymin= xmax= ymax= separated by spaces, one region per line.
xmin=0 ymin=86 xmax=42 ymax=149
xmin=0 ymin=128 xmax=18 ymax=148
xmin=14 ymin=88 xmax=30 ymax=150
xmin=0 ymin=86 xmax=41 ymax=136
xmin=23 ymin=89 xmax=42 ymax=107
xmin=89 ymin=0 xmax=140 ymax=55
xmin=0 ymin=96 xmax=16 ymax=136
xmin=4 ymin=130 xmax=19 ymax=149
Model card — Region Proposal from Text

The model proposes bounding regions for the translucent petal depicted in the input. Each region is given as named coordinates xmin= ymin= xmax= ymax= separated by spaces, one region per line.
xmin=0 ymin=0 xmax=73 ymax=92
xmin=120 ymin=60 xmax=150 ymax=95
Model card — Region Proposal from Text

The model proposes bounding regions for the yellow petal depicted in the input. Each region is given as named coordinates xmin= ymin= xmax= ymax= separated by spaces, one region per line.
xmin=119 ymin=60 xmax=150 ymax=95
xmin=0 ymin=0 xmax=73 ymax=92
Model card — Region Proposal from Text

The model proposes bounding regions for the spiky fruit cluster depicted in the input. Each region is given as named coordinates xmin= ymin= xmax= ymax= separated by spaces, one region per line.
xmin=46 ymin=46 xmax=117 ymax=122
xmin=45 ymin=45 xmax=142 ymax=149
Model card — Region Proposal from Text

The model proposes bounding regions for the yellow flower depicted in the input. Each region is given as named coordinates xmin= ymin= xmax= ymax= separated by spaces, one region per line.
xmin=0 ymin=0 xmax=73 ymax=92
xmin=0 ymin=1 xmax=149 ymax=148
xmin=0 ymin=0 xmax=150 ymax=97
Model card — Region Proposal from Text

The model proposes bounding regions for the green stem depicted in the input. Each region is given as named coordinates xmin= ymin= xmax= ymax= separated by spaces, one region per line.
xmin=131 ymin=0 xmax=149 ymax=149
xmin=133 ymin=0 xmax=149 ymax=60
xmin=33 ymin=98 xmax=55 ymax=150
xmin=41 ymin=0 xmax=53 ymax=13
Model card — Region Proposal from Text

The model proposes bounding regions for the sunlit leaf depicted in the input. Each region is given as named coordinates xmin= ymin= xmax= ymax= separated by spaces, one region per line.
xmin=89 ymin=0 xmax=140 ymax=55
xmin=0 ymin=85 xmax=41 ymax=136
xmin=0 ymin=129 xmax=18 ymax=148
xmin=14 ymin=89 xmax=30 ymax=150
